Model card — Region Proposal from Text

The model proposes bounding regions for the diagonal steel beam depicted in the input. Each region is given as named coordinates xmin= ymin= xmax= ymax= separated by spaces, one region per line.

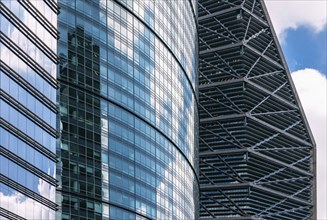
xmin=257 ymin=185 xmax=312 ymax=215
xmin=244 ymin=28 xmax=268 ymax=44
xmin=200 ymin=77 xmax=297 ymax=114
xmin=248 ymin=114 xmax=311 ymax=146
xmin=254 ymin=155 xmax=311 ymax=184
xmin=260 ymin=205 xmax=311 ymax=218
xmin=242 ymin=7 xmax=268 ymax=27
xmin=200 ymin=138 xmax=246 ymax=183
xmin=245 ymin=44 xmax=284 ymax=69
xmin=250 ymin=120 xmax=301 ymax=150
xmin=199 ymin=202 xmax=216 ymax=218
xmin=201 ymin=169 xmax=247 ymax=218
xmin=199 ymin=26 xmax=238 ymax=44
xmin=251 ymin=109 xmax=297 ymax=116
xmin=257 ymin=176 xmax=310 ymax=185
xmin=247 ymin=70 xmax=283 ymax=79
xmin=200 ymin=147 xmax=311 ymax=177
xmin=201 ymin=118 xmax=247 ymax=149
xmin=249 ymin=81 xmax=286 ymax=113
xmin=200 ymin=112 xmax=310 ymax=148
xmin=255 ymin=146 xmax=312 ymax=151
xmin=245 ymin=79 xmax=298 ymax=110
xmin=245 ymin=40 xmax=273 ymax=78
xmin=201 ymin=159 xmax=243 ymax=183
xmin=249 ymin=149 xmax=312 ymax=177
xmin=243 ymin=0 xmax=256 ymax=40
xmin=201 ymin=192 xmax=247 ymax=217
xmin=200 ymin=90 xmax=243 ymax=114
xmin=199 ymin=58 xmax=240 ymax=80
xmin=254 ymin=184 xmax=311 ymax=206
xmin=198 ymin=1 xmax=241 ymax=42
xmin=199 ymin=67 xmax=214 ymax=84
xmin=200 ymin=92 xmax=240 ymax=115
xmin=199 ymin=103 xmax=214 ymax=118
xmin=200 ymin=125 xmax=246 ymax=150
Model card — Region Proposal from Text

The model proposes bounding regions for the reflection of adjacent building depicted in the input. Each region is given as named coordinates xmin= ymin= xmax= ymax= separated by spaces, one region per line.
xmin=58 ymin=1 xmax=199 ymax=219
xmin=0 ymin=1 xmax=59 ymax=219
xmin=59 ymin=26 xmax=102 ymax=219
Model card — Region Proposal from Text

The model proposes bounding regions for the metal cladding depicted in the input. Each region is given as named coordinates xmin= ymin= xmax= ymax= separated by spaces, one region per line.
xmin=198 ymin=0 xmax=316 ymax=219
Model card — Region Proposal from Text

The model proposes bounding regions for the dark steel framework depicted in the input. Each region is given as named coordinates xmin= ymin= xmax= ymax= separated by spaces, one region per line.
xmin=198 ymin=0 xmax=316 ymax=219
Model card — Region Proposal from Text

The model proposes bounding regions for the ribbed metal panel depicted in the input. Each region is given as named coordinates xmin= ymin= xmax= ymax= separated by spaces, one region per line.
xmin=198 ymin=0 xmax=316 ymax=219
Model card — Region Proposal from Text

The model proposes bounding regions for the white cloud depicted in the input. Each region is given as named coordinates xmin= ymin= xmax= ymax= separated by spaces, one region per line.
xmin=0 ymin=177 xmax=56 ymax=219
xmin=291 ymin=68 xmax=327 ymax=219
xmin=264 ymin=0 xmax=327 ymax=42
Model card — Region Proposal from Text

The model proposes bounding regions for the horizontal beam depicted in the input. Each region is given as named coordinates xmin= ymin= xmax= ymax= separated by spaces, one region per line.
xmin=199 ymin=77 xmax=298 ymax=111
xmin=200 ymin=148 xmax=247 ymax=156
xmin=201 ymin=182 xmax=250 ymax=190
xmin=199 ymin=147 xmax=311 ymax=176
xmin=200 ymin=113 xmax=246 ymax=123
xmin=201 ymin=183 xmax=311 ymax=206
xmin=200 ymin=42 xmax=243 ymax=55
xmin=199 ymin=78 xmax=244 ymax=89
xmin=200 ymin=217 xmax=259 ymax=220
xmin=200 ymin=112 xmax=311 ymax=148
xmin=198 ymin=5 xmax=242 ymax=21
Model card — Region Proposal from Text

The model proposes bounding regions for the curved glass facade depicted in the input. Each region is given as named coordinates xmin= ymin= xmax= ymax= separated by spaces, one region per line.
xmin=57 ymin=0 xmax=198 ymax=219
xmin=0 ymin=0 xmax=59 ymax=219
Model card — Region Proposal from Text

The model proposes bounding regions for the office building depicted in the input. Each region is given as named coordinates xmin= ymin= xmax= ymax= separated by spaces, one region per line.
xmin=198 ymin=0 xmax=316 ymax=219
xmin=0 ymin=0 xmax=59 ymax=219
xmin=57 ymin=0 xmax=199 ymax=219
xmin=0 ymin=0 xmax=316 ymax=220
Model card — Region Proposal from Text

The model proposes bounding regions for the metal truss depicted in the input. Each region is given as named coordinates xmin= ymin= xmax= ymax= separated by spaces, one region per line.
xmin=198 ymin=0 xmax=316 ymax=219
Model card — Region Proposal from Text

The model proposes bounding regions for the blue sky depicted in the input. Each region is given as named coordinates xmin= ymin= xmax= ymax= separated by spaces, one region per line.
xmin=265 ymin=1 xmax=327 ymax=218
xmin=282 ymin=26 xmax=327 ymax=74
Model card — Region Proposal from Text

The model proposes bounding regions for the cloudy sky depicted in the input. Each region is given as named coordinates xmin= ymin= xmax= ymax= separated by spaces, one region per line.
xmin=265 ymin=0 xmax=327 ymax=219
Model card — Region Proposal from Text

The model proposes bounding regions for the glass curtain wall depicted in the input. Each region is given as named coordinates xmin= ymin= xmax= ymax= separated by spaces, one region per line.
xmin=0 ymin=0 xmax=59 ymax=219
xmin=57 ymin=0 xmax=199 ymax=219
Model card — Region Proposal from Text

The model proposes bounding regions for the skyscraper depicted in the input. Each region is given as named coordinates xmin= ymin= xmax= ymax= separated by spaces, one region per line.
xmin=57 ymin=1 xmax=199 ymax=219
xmin=0 ymin=0 xmax=59 ymax=219
xmin=198 ymin=0 xmax=316 ymax=219
xmin=0 ymin=0 xmax=316 ymax=219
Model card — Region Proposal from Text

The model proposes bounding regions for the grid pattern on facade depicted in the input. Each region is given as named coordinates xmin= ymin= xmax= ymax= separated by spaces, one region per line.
xmin=0 ymin=0 xmax=59 ymax=219
xmin=198 ymin=0 xmax=316 ymax=219
xmin=57 ymin=1 xmax=199 ymax=219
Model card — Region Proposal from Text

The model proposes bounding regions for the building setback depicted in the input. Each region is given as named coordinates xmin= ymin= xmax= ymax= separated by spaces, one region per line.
xmin=198 ymin=0 xmax=316 ymax=219
xmin=57 ymin=0 xmax=199 ymax=219
xmin=0 ymin=0 xmax=59 ymax=219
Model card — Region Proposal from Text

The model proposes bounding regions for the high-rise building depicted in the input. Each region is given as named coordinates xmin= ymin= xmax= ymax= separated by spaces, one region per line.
xmin=57 ymin=1 xmax=199 ymax=219
xmin=198 ymin=0 xmax=316 ymax=219
xmin=0 ymin=0 xmax=59 ymax=219
xmin=0 ymin=0 xmax=316 ymax=220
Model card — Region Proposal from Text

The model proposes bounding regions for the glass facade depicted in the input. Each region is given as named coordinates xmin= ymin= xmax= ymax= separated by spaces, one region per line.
xmin=57 ymin=0 xmax=199 ymax=219
xmin=0 ymin=0 xmax=59 ymax=219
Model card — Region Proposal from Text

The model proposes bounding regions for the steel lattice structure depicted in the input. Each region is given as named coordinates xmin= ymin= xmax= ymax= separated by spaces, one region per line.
xmin=198 ymin=0 xmax=316 ymax=219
